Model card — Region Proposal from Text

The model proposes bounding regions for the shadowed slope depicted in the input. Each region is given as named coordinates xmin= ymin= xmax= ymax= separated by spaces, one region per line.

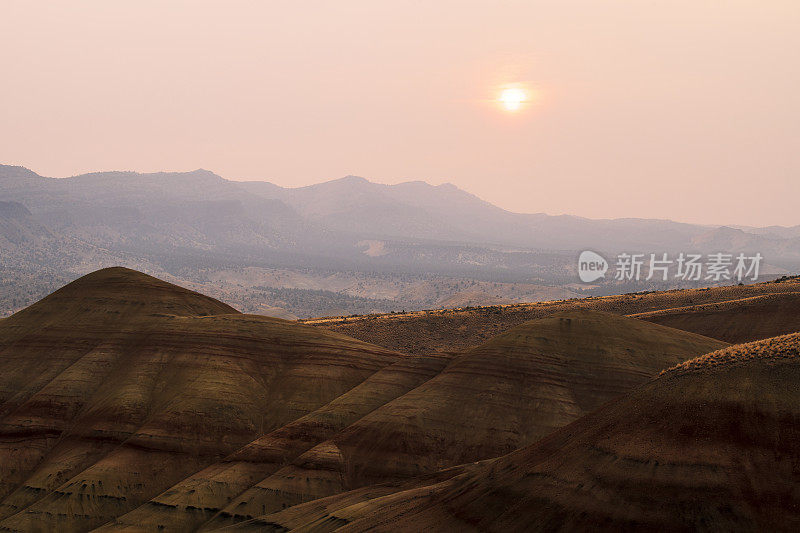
xmin=200 ymin=311 xmax=725 ymax=528
xmin=0 ymin=267 xmax=238 ymax=432
xmin=99 ymin=354 xmax=452 ymax=532
xmin=255 ymin=333 xmax=800 ymax=532
xmin=0 ymin=268 xmax=403 ymax=532
xmin=3 ymin=266 xmax=238 ymax=327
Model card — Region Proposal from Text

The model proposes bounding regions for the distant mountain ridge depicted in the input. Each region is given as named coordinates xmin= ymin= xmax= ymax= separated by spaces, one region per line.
xmin=0 ymin=200 xmax=52 ymax=250
xmin=1 ymin=164 xmax=798 ymax=307
xmin=240 ymin=173 xmax=715 ymax=251
xmin=3 ymin=164 xmax=797 ymax=256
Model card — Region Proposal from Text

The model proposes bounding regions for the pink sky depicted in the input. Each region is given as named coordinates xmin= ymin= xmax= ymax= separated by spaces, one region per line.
xmin=2 ymin=1 xmax=798 ymax=226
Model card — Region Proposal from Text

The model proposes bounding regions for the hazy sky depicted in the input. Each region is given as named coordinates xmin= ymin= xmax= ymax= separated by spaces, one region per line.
xmin=2 ymin=1 xmax=798 ymax=226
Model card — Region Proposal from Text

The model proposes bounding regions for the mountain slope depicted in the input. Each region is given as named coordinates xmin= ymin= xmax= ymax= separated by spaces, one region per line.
xmin=0 ymin=201 xmax=52 ymax=250
xmin=251 ymin=332 xmax=800 ymax=532
xmin=197 ymin=311 xmax=724 ymax=528
xmin=0 ymin=166 xmax=308 ymax=255
xmin=632 ymin=291 xmax=800 ymax=343
xmin=241 ymin=176 xmax=501 ymax=243
xmin=3 ymin=164 xmax=799 ymax=314
xmin=100 ymin=354 xmax=452 ymax=532
xmin=8 ymin=163 xmax=786 ymax=260
xmin=307 ymin=279 xmax=800 ymax=354
xmin=0 ymin=268 xmax=403 ymax=532
xmin=692 ymin=226 xmax=800 ymax=261
xmin=242 ymin=175 xmax=712 ymax=250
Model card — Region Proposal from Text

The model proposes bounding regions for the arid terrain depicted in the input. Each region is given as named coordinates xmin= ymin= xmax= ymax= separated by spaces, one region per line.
xmin=2 ymin=165 xmax=798 ymax=320
xmin=0 ymin=267 xmax=798 ymax=531
xmin=5 ymin=1 xmax=799 ymax=529
xmin=304 ymin=276 xmax=800 ymax=353
xmin=249 ymin=334 xmax=800 ymax=532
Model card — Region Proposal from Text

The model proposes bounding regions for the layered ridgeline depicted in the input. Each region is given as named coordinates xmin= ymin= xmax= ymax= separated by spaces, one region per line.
xmin=3 ymin=164 xmax=800 ymax=320
xmin=102 ymin=310 xmax=723 ymax=530
xmin=306 ymin=279 xmax=800 ymax=354
xmin=243 ymin=333 xmax=800 ymax=532
xmin=0 ymin=268 xmax=403 ymax=531
xmin=98 ymin=353 xmax=454 ymax=532
xmin=0 ymin=268 xmax=728 ymax=531
xmin=631 ymin=291 xmax=800 ymax=344
xmin=4 ymin=164 xmax=799 ymax=258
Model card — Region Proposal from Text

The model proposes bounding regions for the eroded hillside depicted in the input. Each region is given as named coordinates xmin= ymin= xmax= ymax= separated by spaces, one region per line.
xmin=0 ymin=268 xmax=796 ymax=531
xmin=304 ymin=279 xmax=800 ymax=353
xmin=246 ymin=332 xmax=800 ymax=532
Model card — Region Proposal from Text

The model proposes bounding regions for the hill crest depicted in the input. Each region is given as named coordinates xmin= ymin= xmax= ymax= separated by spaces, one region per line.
xmin=7 ymin=267 xmax=239 ymax=325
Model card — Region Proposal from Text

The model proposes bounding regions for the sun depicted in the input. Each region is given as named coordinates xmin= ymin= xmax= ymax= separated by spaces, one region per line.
xmin=498 ymin=88 xmax=527 ymax=112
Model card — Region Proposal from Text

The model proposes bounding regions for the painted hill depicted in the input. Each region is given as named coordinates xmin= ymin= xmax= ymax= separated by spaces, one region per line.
xmin=312 ymin=311 xmax=725 ymax=484
xmin=100 ymin=353 xmax=453 ymax=532
xmin=175 ymin=310 xmax=723 ymax=530
xmin=0 ymin=268 xmax=403 ymax=531
xmin=5 ymin=267 xmax=798 ymax=531
xmin=306 ymin=279 xmax=800 ymax=354
xmin=631 ymin=291 xmax=800 ymax=343
xmin=251 ymin=332 xmax=800 ymax=532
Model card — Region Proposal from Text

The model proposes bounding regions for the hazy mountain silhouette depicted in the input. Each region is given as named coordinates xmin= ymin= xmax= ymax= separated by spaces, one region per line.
xmin=0 ymin=201 xmax=52 ymax=249
xmin=2 ymin=164 xmax=798 ymax=321
xmin=242 ymin=174 xmax=715 ymax=251
xmin=5 ymin=164 xmax=799 ymax=263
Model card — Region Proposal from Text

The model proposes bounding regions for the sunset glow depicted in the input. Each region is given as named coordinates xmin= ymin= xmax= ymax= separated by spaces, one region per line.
xmin=2 ymin=1 xmax=797 ymax=226
xmin=498 ymin=88 xmax=527 ymax=112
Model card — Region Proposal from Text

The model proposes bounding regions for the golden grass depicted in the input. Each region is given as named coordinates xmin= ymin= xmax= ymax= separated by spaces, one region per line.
xmin=662 ymin=332 xmax=800 ymax=376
